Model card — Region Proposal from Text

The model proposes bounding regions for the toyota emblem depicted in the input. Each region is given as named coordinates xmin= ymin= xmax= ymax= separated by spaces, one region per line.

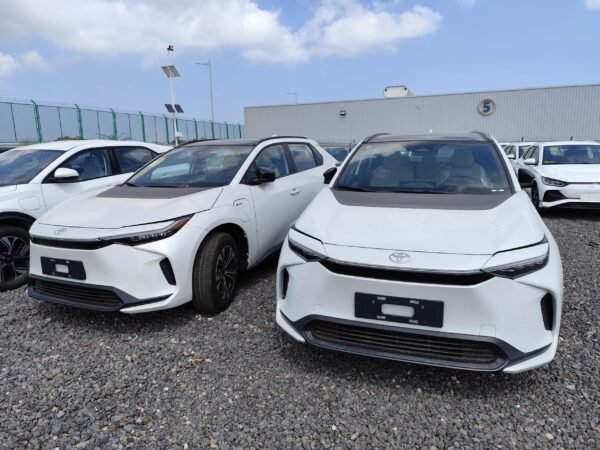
xmin=389 ymin=252 xmax=411 ymax=264
xmin=54 ymin=227 xmax=68 ymax=236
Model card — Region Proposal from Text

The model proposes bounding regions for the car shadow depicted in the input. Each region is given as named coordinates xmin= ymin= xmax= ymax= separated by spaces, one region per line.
xmin=541 ymin=208 xmax=600 ymax=221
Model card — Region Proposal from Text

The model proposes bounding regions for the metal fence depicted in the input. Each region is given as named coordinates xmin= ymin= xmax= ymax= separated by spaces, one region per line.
xmin=0 ymin=99 xmax=244 ymax=144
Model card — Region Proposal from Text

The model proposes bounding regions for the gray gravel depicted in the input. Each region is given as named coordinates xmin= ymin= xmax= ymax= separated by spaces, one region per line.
xmin=1 ymin=210 xmax=599 ymax=449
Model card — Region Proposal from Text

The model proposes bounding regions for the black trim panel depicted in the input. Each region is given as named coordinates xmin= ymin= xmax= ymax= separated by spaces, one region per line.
xmin=282 ymin=313 xmax=551 ymax=372
xmin=28 ymin=275 xmax=170 ymax=312
xmin=32 ymin=236 xmax=111 ymax=250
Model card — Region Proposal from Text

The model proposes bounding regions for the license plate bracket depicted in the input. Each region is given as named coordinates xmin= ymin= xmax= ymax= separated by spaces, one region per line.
xmin=41 ymin=257 xmax=86 ymax=280
xmin=355 ymin=292 xmax=443 ymax=328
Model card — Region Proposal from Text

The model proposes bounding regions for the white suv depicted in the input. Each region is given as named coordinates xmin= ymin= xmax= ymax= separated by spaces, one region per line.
xmin=0 ymin=140 xmax=169 ymax=291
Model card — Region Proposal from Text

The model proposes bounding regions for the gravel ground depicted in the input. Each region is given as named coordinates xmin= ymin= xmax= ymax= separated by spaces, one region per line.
xmin=1 ymin=210 xmax=599 ymax=449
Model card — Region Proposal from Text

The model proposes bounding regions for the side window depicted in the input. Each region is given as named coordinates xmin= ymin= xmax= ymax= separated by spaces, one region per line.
xmin=518 ymin=146 xmax=529 ymax=158
xmin=244 ymin=145 xmax=290 ymax=181
xmin=506 ymin=146 xmax=516 ymax=157
xmin=531 ymin=147 xmax=540 ymax=164
xmin=59 ymin=148 xmax=111 ymax=181
xmin=114 ymin=147 xmax=156 ymax=174
xmin=288 ymin=143 xmax=318 ymax=173
xmin=523 ymin=146 xmax=534 ymax=160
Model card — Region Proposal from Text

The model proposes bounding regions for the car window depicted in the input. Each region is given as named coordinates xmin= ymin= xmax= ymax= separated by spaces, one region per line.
xmin=59 ymin=148 xmax=112 ymax=181
xmin=114 ymin=147 xmax=156 ymax=173
xmin=542 ymin=144 xmax=600 ymax=165
xmin=244 ymin=145 xmax=290 ymax=181
xmin=529 ymin=147 xmax=540 ymax=164
xmin=0 ymin=149 xmax=63 ymax=186
xmin=128 ymin=144 xmax=253 ymax=188
xmin=523 ymin=146 xmax=534 ymax=160
xmin=506 ymin=146 xmax=516 ymax=157
xmin=289 ymin=143 xmax=317 ymax=172
xmin=518 ymin=145 xmax=530 ymax=158
xmin=335 ymin=140 xmax=511 ymax=194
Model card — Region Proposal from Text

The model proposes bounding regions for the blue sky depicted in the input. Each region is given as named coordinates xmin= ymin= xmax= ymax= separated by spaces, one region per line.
xmin=1 ymin=0 xmax=599 ymax=123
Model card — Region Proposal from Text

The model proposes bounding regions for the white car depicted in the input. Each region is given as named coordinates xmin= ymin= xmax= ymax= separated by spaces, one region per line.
xmin=503 ymin=142 xmax=535 ymax=172
xmin=516 ymin=141 xmax=600 ymax=209
xmin=28 ymin=137 xmax=337 ymax=313
xmin=0 ymin=140 xmax=169 ymax=291
xmin=276 ymin=133 xmax=563 ymax=373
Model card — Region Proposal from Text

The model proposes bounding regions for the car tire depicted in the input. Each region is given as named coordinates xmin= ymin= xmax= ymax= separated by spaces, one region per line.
xmin=531 ymin=183 xmax=542 ymax=210
xmin=0 ymin=225 xmax=31 ymax=292
xmin=192 ymin=232 xmax=239 ymax=314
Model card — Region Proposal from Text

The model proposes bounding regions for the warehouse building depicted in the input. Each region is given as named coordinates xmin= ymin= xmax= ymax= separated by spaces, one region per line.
xmin=244 ymin=83 xmax=600 ymax=143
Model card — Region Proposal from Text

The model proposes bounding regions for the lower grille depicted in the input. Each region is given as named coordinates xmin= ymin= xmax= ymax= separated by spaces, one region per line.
xmin=306 ymin=320 xmax=506 ymax=370
xmin=31 ymin=279 xmax=122 ymax=311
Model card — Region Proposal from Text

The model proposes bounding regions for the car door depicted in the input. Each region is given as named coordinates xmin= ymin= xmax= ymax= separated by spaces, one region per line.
xmin=112 ymin=146 xmax=157 ymax=175
xmin=242 ymin=144 xmax=302 ymax=259
xmin=41 ymin=147 xmax=122 ymax=210
xmin=286 ymin=142 xmax=327 ymax=209
xmin=517 ymin=146 xmax=539 ymax=189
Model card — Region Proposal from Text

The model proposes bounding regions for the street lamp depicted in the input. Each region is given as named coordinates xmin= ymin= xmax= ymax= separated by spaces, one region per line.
xmin=195 ymin=59 xmax=215 ymax=138
xmin=161 ymin=45 xmax=181 ymax=145
xmin=286 ymin=90 xmax=298 ymax=104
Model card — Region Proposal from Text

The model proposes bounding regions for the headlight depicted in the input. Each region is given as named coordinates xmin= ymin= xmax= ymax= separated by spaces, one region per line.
xmin=541 ymin=177 xmax=568 ymax=187
xmin=482 ymin=240 xmax=549 ymax=279
xmin=288 ymin=227 xmax=327 ymax=261
xmin=100 ymin=215 xmax=192 ymax=246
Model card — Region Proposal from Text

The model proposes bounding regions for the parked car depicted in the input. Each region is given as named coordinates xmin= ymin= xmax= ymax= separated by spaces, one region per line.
xmin=504 ymin=142 xmax=535 ymax=172
xmin=0 ymin=140 xmax=169 ymax=291
xmin=318 ymin=141 xmax=353 ymax=162
xmin=276 ymin=132 xmax=563 ymax=373
xmin=0 ymin=144 xmax=17 ymax=154
xmin=28 ymin=137 xmax=337 ymax=313
xmin=516 ymin=141 xmax=600 ymax=209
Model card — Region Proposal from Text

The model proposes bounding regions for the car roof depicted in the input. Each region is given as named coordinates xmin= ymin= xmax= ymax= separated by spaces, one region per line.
xmin=12 ymin=139 xmax=168 ymax=152
xmin=181 ymin=136 xmax=311 ymax=147
xmin=368 ymin=132 xmax=491 ymax=143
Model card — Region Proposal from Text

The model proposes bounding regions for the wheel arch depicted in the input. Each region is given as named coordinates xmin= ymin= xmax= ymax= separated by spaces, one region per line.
xmin=203 ymin=223 xmax=250 ymax=272
xmin=0 ymin=212 xmax=37 ymax=230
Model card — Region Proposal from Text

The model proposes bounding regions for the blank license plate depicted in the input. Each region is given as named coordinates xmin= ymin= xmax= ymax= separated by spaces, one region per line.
xmin=581 ymin=192 xmax=600 ymax=202
xmin=41 ymin=257 xmax=86 ymax=280
xmin=355 ymin=292 xmax=444 ymax=328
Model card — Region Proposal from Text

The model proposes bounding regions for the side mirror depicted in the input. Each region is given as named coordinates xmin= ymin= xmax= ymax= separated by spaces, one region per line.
xmin=517 ymin=170 xmax=533 ymax=189
xmin=523 ymin=158 xmax=536 ymax=165
xmin=507 ymin=154 xmax=516 ymax=160
xmin=323 ymin=167 xmax=337 ymax=184
xmin=52 ymin=167 xmax=80 ymax=182
xmin=246 ymin=166 xmax=276 ymax=185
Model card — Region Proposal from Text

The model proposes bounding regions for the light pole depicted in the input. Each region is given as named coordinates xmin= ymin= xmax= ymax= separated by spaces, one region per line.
xmin=286 ymin=90 xmax=298 ymax=104
xmin=162 ymin=45 xmax=180 ymax=145
xmin=196 ymin=59 xmax=215 ymax=138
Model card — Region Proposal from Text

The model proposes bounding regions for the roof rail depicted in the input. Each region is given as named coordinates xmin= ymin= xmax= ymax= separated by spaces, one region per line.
xmin=173 ymin=138 xmax=217 ymax=149
xmin=255 ymin=135 xmax=307 ymax=145
xmin=363 ymin=132 xmax=390 ymax=143
xmin=470 ymin=131 xmax=493 ymax=141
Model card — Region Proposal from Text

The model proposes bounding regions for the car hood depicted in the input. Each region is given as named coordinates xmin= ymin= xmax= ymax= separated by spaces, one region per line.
xmin=39 ymin=185 xmax=223 ymax=229
xmin=295 ymin=189 xmax=544 ymax=255
xmin=540 ymin=165 xmax=600 ymax=183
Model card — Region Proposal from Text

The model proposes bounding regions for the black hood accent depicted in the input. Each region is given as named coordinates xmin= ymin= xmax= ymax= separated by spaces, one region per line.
xmin=332 ymin=190 xmax=512 ymax=210
xmin=98 ymin=185 xmax=212 ymax=200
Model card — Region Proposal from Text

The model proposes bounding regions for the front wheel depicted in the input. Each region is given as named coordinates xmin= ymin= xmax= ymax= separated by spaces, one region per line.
xmin=192 ymin=232 xmax=239 ymax=314
xmin=531 ymin=183 xmax=542 ymax=210
xmin=0 ymin=225 xmax=30 ymax=292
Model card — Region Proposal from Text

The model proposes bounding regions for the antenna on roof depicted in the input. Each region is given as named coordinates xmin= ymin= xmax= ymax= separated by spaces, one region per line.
xmin=570 ymin=136 xmax=573 ymax=141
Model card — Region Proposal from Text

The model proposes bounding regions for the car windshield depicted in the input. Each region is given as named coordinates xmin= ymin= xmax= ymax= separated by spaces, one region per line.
xmin=335 ymin=140 xmax=511 ymax=194
xmin=127 ymin=144 xmax=254 ymax=188
xmin=0 ymin=149 xmax=63 ymax=186
xmin=542 ymin=145 xmax=600 ymax=165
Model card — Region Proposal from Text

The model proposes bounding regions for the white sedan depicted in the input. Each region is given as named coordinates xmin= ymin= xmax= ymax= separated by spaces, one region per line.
xmin=28 ymin=137 xmax=337 ymax=313
xmin=515 ymin=141 xmax=600 ymax=208
xmin=0 ymin=140 xmax=169 ymax=291
xmin=277 ymin=133 xmax=563 ymax=373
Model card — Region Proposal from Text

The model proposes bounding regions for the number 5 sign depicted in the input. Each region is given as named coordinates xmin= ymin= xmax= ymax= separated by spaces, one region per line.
xmin=478 ymin=98 xmax=496 ymax=116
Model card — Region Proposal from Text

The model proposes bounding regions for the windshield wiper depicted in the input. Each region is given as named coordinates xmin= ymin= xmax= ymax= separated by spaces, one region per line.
xmin=335 ymin=185 xmax=377 ymax=192
xmin=122 ymin=182 xmax=138 ymax=187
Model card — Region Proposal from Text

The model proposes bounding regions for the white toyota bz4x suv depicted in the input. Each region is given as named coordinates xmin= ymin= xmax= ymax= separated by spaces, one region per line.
xmin=276 ymin=133 xmax=563 ymax=373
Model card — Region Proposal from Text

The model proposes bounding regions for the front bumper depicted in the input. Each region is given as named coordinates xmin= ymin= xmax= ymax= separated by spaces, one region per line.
xmin=27 ymin=224 xmax=203 ymax=313
xmin=541 ymin=183 xmax=600 ymax=208
xmin=276 ymin=238 xmax=563 ymax=373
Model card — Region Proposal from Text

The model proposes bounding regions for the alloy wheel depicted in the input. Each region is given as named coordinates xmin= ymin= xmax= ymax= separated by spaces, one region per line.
xmin=215 ymin=245 xmax=237 ymax=300
xmin=0 ymin=235 xmax=29 ymax=283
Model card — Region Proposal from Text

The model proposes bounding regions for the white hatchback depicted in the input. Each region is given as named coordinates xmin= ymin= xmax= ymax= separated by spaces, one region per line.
xmin=515 ymin=141 xmax=600 ymax=208
xmin=276 ymin=133 xmax=563 ymax=373
xmin=28 ymin=137 xmax=336 ymax=313
xmin=0 ymin=140 xmax=169 ymax=291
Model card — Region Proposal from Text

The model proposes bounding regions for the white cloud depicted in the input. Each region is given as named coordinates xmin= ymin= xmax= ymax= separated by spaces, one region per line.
xmin=585 ymin=0 xmax=600 ymax=9
xmin=0 ymin=52 xmax=20 ymax=78
xmin=20 ymin=50 xmax=48 ymax=69
xmin=0 ymin=0 xmax=442 ymax=64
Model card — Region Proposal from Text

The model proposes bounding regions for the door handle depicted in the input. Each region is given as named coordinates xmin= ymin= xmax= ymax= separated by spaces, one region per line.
xmin=290 ymin=188 xmax=300 ymax=196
